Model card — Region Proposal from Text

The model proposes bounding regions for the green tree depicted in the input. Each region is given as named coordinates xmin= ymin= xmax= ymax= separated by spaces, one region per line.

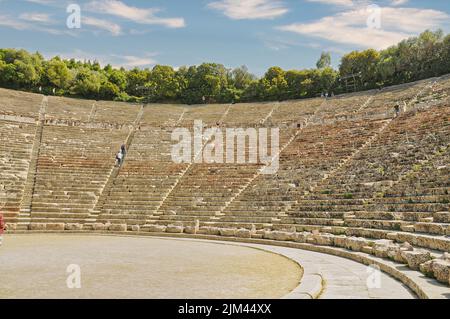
xmin=71 ymin=68 xmax=103 ymax=98
xmin=45 ymin=57 xmax=73 ymax=91
xmin=316 ymin=52 xmax=331 ymax=69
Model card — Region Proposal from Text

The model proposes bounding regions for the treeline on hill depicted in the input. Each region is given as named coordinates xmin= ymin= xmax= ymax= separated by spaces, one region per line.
xmin=0 ymin=30 xmax=449 ymax=104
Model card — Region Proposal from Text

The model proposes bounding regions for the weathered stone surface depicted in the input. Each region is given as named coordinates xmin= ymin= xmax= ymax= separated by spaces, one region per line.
xmin=92 ymin=223 xmax=108 ymax=231
xmin=43 ymin=223 xmax=63 ymax=231
xmin=414 ymin=222 xmax=445 ymax=235
xmin=30 ymin=223 xmax=46 ymax=231
xmin=272 ymin=231 xmax=295 ymax=241
xmin=431 ymin=260 xmax=450 ymax=284
xmin=418 ymin=217 xmax=434 ymax=223
xmin=198 ymin=226 xmax=220 ymax=236
xmin=5 ymin=223 xmax=17 ymax=231
xmin=108 ymin=224 xmax=127 ymax=232
xmin=314 ymin=234 xmax=335 ymax=246
xmin=346 ymin=237 xmax=369 ymax=252
xmin=219 ymin=228 xmax=237 ymax=237
xmin=235 ymin=228 xmax=252 ymax=239
xmin=361 ymin=246 xmax=373 ymax=254
xmin=184 ymin=220 xmax=199 ymax=235
xmin=420 ymin=260 xmax=434 ymax=277
xmin=184 ymin=226 xmax=198 ymax=234
xmin=131 ymin=225 xmax=140 ymax=232
xmin=386 ymin=232 xmax=398 ymax=241
xmin=401 ymin=250 xmax=432 ymax=270
xmin=433 ymin=212 xmax=450 ymax=223
xmin=373 ymin=240 xmax=394 ymax=258
xmin=293 ymin=232 xmax=309 ymax=243
xmin=143 ymin=224 xmax=166 ymax=233
xmin=333 ymin=236 xmax=348 ymax=248
xmin=400 ymin=225 xmax=415 ymax=232
xmin=396 ymin=232 xmax=450 ymax=251
xmin=440 ymin=252 xmax=450 ymax=261
xmin=166 ymin=225 xmax=184 ymax=233
xmin=65 ymin=223 xmax=83 ymax=231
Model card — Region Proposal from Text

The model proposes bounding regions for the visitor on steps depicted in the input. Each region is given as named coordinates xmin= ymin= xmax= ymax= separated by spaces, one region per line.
xmin=394 ymin=103 xmax=401 ymax=117
xmin=116 ymin=151 xmax=124 ymax=167
xmin=0 ymin=212 xmax=5 ymax=246
xmin=121 ymin=144 xmax=127 ymax=158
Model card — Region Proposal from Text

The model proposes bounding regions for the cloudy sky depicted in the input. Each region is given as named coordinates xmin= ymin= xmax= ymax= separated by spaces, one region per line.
xmin=0 ymin=0 xmax=449 ymax=75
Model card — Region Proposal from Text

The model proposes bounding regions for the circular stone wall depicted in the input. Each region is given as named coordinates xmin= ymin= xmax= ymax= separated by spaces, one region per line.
xmin=0 ymin=234 xmax=302 ymax=299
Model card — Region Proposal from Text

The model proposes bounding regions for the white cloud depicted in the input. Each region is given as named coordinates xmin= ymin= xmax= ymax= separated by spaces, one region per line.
xmin=85 ymin=0 xmax=185 ymax=28
xmin=19 ymin=12 xmax=52 ymax=24
xmin=278 ymin=7 xmax=449 ymax=50
xmin=0 ymin=14 xmax=73 ymax=35
xmin=25 ymin=0 xmax=57 ymax=4
xmin=305 ymin=0 xmax=355 ymax=7
xmin=111 ymin=55 xmax=157 ymax=68
xmin=390 ymin=0 xmax=409 ymax=6
xmin=306 ymin=0 xmax=410 ymax=8
xmin=208 ymin=0 xmax=288 ymax=20
xmin=83 ymin=16 xmax=122 ymax=36
xmin=44 ymin=50 xmax=157 ymax=69
xmin=0 ymin=15 xmax=29 ymax=30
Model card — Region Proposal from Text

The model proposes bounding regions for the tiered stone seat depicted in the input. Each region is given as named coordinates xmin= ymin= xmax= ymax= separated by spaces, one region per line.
xmin=97 ymin=128 xmax=189 ymax=225
xmin=92 ymin=101 xmax=141 ymax=125
xmin=46 ymin=96 xmax=94 ymax=122
xmin=221 ymin=118 xmax=387 ymax=227
xmin=271 ymin=98 xmax=323 ymax=127
xmin=140 ymin=104 xmax=186 ymax=127
xmin=374 ymin=146 xmax=449 ymax=235
xmin=1 ymin=78 xmax=449 ymax=290
xmin=0 ymin=120 xmax=35 ymax=222
xmin=320 ymin=91 xmax=374 ymax=121
xmin=366 ymin=80 xmax=431 ymax=119
xmin=295 ymin=103 xmax=449 ymax=215
xmin=179 ymin=104 xmax=229 ymax=127
xmin=30 ymin=125 xmax=128 ymax=224
xmin=155 ymin=101 xmax=295 ymax=228
xmin=222 ymin=102 xmax=275 ymax=126
xmin=0 ymin=88 xmax=42 ymax=119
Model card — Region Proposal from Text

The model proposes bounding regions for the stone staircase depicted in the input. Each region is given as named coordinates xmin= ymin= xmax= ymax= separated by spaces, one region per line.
xmin=16 ymin=96 xmax=48 ymax=230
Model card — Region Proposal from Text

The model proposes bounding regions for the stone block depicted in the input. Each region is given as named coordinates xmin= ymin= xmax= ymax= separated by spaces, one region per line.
xmin=314 ymin=234 xmax=335 ymax=246
xmin=292 ymin=232 xmax=309 ymax=243
xmin=333 ymin=236 xmax=348 ymax=248
xmin=345 ymin=237 xmax=369 ymax=252
xmin=219 ymin=228 xmax=237 ymax=237
xmin=166 ymin=225 xmax=184 ymax=233
xmin=235 ymin=228 xmax=252 ymax=239
xmin=199 ymin=227 xmax=220 ymax=236
xmin=414 ymin=222 xmax=445 ymax=235
xmin=143 ymin=224 xmax=166 ymax=233
xmin=92 ymin=223 xmax=108 ymax=231
xmin=431 ymin=260 xmax=450 ymax=285
xmin=5 ymin=223 xmax=17 ymax=231
xmin=65 ymin=223 xmax=83 ymax=231
xmin=30 ymin=223 xmax=46 ymax=231
xmin=401 ymin=250 xmax=432 ymax=270
xmin=109 ymin=224 xmax=127 ymax=232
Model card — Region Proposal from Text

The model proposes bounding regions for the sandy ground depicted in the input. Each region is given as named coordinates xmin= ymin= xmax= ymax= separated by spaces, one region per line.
xmin=0 ymin=234 xmax=302 ymax=299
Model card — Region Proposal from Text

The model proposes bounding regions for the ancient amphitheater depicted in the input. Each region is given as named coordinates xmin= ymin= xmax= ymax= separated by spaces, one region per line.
xmin=0 ymin=75 xmax=449 ymax=299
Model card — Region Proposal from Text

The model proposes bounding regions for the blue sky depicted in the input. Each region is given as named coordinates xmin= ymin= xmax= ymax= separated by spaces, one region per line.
xmin=0 ymin=0 xmax=449 ymax=76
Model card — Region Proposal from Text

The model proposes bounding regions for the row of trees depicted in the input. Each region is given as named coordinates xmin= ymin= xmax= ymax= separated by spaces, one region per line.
xmin=0 ymin=30 xmax=449 ymax=104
